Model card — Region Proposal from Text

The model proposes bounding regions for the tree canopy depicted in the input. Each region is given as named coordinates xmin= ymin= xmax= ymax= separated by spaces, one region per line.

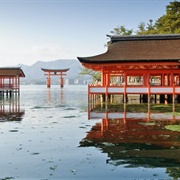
xmin=78 ymin=67 xmax=101 ymax=83
xmin=110 ymin=1 xmax=180 ymax=35
xmin=110 ymin=25 xmax=133 ymax=35
xmin=155 ymin=0 xmax=180 ymax=34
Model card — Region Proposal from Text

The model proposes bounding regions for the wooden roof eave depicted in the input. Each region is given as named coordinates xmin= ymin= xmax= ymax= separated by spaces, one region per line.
xmin=0 ymin=67 xmax=25 ymax=77
xmin=78 ymin=56 xmax=180 ymax=64
xmin=80 ymin=60 xmax=180 ymax=71
xmin=19 ymin=70 xmax=26 ymax=77
xmin=108 ymin=34 xmax=180 ymax=42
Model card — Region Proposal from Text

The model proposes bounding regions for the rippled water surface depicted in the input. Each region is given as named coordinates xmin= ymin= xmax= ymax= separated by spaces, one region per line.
xmin=0 ymin=85 xmax=180 ymax=179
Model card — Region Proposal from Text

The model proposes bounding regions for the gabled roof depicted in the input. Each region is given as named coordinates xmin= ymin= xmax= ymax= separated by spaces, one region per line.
xmin=77 ymin=34 xmax=180 ymax=64
xmin=0 ymin=67 xmax=25 ymax=77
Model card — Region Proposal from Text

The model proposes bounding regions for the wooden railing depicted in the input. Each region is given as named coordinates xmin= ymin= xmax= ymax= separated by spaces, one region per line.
xmin=0 ymin=84 xmax=19 ymax=90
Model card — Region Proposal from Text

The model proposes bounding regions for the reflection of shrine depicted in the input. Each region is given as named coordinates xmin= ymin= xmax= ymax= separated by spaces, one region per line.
xmin=0 ymin=96 xmax=25 ymax=121
xmin=80 ymin=111 xmax=180 ymax=167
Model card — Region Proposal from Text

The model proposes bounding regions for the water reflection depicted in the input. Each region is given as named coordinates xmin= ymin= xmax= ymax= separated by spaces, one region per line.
xmin=46 ymin=88 xmax=65 ymax=105
xmin=0 ymin=96 xmax=25 ymax=122
xmin=80 ymin=110 xmax=180 ymax=178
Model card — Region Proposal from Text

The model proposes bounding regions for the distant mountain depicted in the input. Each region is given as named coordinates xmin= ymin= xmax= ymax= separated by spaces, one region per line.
xmin=17 ymin=59 xmax=90 ymax=84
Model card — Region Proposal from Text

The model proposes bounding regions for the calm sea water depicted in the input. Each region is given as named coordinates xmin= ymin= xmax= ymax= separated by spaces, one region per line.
xmin=0 ymin=85 xmax=179 ymax=179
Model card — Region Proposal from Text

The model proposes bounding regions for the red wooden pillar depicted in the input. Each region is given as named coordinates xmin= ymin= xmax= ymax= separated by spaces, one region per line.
xmin=143 ymin=72 xmax=147 ymax=86
xmin=12 ymin=77 xmax=14 ymax=91
xmin=101 ymin=70 xmax=103 ymax=86
xmin=107 ymin=73 xmax=110 ymax=86
xmin=143 ymin=73 xmax=145 ymax=86
xmin=142 ymin=72 xmax=148 ymax=103
xmin=168 ymin=74 xmax=170 ymax=86
xmin=2 ymin=77 xmax=4 ymax=88
xmin=123 ymin=71 xmax=127 ymax=103
xmin=173 ymin=79 xmax=175 ymax=111
xmin=16 ymin=76 xmax=18 ymax=91
xmin=60 ymin=72 xmax=64 ymax=88
xmin=18 ymin=76 xmax=20 ymax=93
xmin=170 ymin=71 xmax=174 ymax=87
xmin=147 ymin=71 xmax=150 ymax=104
xmin=101 ymin=70 xmax=106 ymax=86
xmin=47 ymin=72 xmax=51 ymax=88
xmin=9 ymin=77 xmax=11 ymax=89
xmin=162 ymin=73 xmax=165 ymax=86
xmin=105 ymin=73 xmax=109 ymax=102
xmin=171 ymin=71 xmax=175 ymax=107
xmin=177 ymin=76 xmax=179 ymax=85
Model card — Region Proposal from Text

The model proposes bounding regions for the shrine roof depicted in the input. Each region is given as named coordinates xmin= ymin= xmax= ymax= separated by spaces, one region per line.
xmin=77 ymin=34 xmax=180 ymax=64
xmin=41 ymin=68 xmax=69 ymax=72
xmin=0 ymin=67 xmax=25 ymax=77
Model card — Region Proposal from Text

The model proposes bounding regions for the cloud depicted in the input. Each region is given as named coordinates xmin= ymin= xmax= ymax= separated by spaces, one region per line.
xmin=0 ymin=44 xmax=76 ymax=66
xmin=31 ymin=44 xmax=75 ymax=60
xmin=32 ymin=45 xmax=62 ymax=55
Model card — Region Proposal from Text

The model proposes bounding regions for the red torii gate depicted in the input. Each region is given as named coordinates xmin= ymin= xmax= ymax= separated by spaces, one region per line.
xmin=41 ymin=68 xmax=69 ymax=88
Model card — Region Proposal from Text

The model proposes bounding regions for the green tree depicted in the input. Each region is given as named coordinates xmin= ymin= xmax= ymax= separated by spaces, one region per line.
xmin=110 ymin=25 xmax=133 ymax=35
xmin=155 ymin=0 xmax=180 ymax=34
xmin=137 ymin=22 xmax=146 ymax=33
xmin=137 ymin=1 xmax=180 ymax=34
xmin=78 ymin=67 xmax=101 ymax=84
xmin=136 ymin=20 xmax=157 ymax=35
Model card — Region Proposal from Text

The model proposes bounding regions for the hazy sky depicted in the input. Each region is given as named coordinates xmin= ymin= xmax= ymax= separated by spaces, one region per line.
xmin=0 ymin=0 xmax=173 ymax=66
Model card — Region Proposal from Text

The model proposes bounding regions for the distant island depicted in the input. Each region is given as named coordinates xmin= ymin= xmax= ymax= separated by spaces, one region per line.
xmin=17 ymin=59 xmax=91 ymax=85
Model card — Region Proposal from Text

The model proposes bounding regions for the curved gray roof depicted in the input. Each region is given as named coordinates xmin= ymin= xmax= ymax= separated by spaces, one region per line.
xmin=77 ymin=34 xmax=180 ymax=64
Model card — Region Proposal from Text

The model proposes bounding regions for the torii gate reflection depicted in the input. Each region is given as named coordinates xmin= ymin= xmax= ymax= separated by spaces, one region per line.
xmin=41 ymin=68 xmax=69 ymax=88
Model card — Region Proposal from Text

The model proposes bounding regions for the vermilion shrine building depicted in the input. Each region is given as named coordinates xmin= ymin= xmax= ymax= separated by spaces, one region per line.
xmin=0 ymin=67 xmax=25 ymax=96
xmin=77 ymin=34 xmax=180 ymax=104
